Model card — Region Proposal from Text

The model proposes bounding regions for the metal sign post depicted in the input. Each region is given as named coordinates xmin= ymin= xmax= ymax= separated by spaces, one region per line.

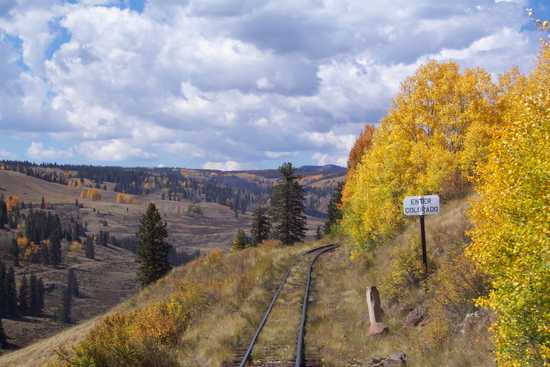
xmin=403 ymin=195 xmax=440 ymax=276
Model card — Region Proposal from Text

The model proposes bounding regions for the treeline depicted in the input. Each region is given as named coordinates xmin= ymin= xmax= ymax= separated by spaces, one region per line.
xmin=341 ymin=39 xmax=549 ymax=365
xmin=0 ymin=162 xmax=341 ymax=217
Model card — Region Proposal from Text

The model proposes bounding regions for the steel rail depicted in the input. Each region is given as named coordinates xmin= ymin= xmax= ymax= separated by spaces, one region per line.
xmin=237 ymin=244 xmax=337 ymax=367
xmin=295 ymin=244 xmax=337 ymax=367
xmin=238 ymin=267 xmax=291 ymax=367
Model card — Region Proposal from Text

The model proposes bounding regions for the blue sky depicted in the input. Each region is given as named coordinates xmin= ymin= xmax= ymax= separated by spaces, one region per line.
xmin=0 ymin=0 xmax=548 ymax=170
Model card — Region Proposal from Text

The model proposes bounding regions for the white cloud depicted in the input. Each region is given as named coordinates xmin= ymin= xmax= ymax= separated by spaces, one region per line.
xmin=27 ymin=141 xmax=73 ymax=161
xmin=203 ymin=160 xmax=242 ymax=171
xmin=0 ymin=0 xmax=542 ymax=167
xmin=79 ymin=139 xmax=156 ymax=161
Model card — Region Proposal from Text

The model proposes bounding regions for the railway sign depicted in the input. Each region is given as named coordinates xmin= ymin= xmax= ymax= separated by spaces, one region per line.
xmin=403 ymin=195 xmax=440 ymax=216
xmin=403 ymin=194 xmax=441 ymax=277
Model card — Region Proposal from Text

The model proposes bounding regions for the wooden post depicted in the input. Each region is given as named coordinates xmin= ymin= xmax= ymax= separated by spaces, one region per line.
xmin=419 ymin=214 xmax=428 ymax=276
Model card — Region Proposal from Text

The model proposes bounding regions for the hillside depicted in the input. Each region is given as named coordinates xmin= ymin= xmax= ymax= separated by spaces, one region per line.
xmin=0 ymin=162 xmax=346 ymax=218
xmin=0 ymin=167 xmax=326 ymax=352
xmin=0 ymin=196 xmax=495 ymax=367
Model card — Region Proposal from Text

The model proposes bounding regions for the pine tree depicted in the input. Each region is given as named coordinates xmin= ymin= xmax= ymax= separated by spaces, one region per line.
xmin=67 ymin=269 xmax=79 ymax=297
xmin=232 ymin=229 xmax=248 ymax=251
xmin=0 ymin=317 xmax=7 ymax=348
xmin=49 ymin=229 xmax=62 ymax=266
xmin=84 ymin=237 xmax=95 ymax=259
xmin=56 ymin=286 xmax=71 ymax=324
xmin=251 ymin=206 xmax=270 ymax=245
xmin=0 ymin=262 xmax=6 ymax=317
xmin=37 ymin=278 xmax=45 ymax=314
xmin=9 ymin=239 xmax=19 ymax=267
xmin=324 ymin=182 xmax=343 ymax=234
xmin=18 ymin=275 xmax=29 ymax=315
xmin=5 ymin=267 xmax=17 ymax=317
xmin=271 ymin=163 xmax=307 ymax=245
xmin=0 ymin=198 xmax=7 ymax=228
xmin=136 ymin=203 xmax=171 ymax=286
xmin=29 ymin=274 xmax=40 ymax=316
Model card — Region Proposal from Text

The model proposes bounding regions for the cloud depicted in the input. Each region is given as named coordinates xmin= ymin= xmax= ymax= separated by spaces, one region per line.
xmin=0 ymin=0 xmax=543 ymax=168
xmin=203 ymin=160 xmax=242 ymax=171
xmin=79 ymin=139 xmax=157 ymax=162
xmin=27 ymin=141 xmax=73 ymax=161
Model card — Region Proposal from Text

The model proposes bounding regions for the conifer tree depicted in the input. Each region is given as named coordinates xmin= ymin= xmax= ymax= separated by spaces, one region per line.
xmin=324 ymin=182 xmax=343 ymax=234
xmin=37 ymin=278 xmax=45 ymax=314
xmin=29 ymin=274 xmax=40 ymax=316
xmin=18 ymin=275 xmax=29 ymax=315
xmin=271 ymin=163 xmax=307 ymax=245
xmin=136 ymin=203 xmax=171 ymax=286
xmin=84 ymin=237 xmax=95 ymax=259
xmin=0 ymin=198 xmax=7 ymax=228
xmin=0 ymin=317 xmax=7 ymax=348
xmin=67 ymin=269 xmax=79 ymax=297
xmin=232 ymin=229 xmax=248 ymax=251
xmin=5 ymin=267 xmax=17 ymax=317
xmin=9 ymin=239 xmax=19 ymax=267
xmin=56 ymin=286 xmax=71 ymax=324
xmin=251 ymin=206 xmax=270 ymax=245
xmin=49 ymin=229 xmax=62 ymax=267
xmin=0 ymin=262 xmax=6 ymax=317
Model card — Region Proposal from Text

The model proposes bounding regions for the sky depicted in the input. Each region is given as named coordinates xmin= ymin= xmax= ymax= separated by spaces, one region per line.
xmin=0 ymin=0 xmax=548 ymax=170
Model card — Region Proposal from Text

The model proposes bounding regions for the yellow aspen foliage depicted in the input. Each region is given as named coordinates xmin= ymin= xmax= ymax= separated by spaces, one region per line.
xmin=6 ymin=195 xmax=18 ymax=212
xmin=342 ymin=61 xmax=498 ymax=248
xmin=467 ymin=45 xmax=550 ymax=366
xmin=80 ymin=188 xmax=102 ymax=201
xmin=16 ymin=234 xmax=29 ymax=247
xmin=116 ymin=193 xmax=137 ymax=204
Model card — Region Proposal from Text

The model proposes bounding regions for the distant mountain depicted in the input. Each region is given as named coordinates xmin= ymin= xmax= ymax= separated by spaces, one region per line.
xmin=0 ymin=161 xmax=346 ymax=216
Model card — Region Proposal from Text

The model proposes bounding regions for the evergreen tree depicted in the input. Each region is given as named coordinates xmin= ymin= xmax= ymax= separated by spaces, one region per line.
xmin=0 ymin=198 xmax=7 ymax=228
xmin=40 ymin=243 xmax=50 ymax=266
xmin=56 ymin=286 xmax=71 ymax=324
xmin=324 ymin=182 xmax=343 ymax=234
xmin=18 ymin=275 xmax=29 ymax=315
xmin=232 ymin=229 xmax=248 ymax=251
xmin=49 ymin=229 xmax=62 ymax=267
xmin=251 ymin=206 xmax=270 ymax=245
xmin=29 ymin=274 xmax=40 ymax=316
xmin=9 ymin=239 xmax=19 ymax=267
xmin=84 ymin=237 xmax=95 ymax=259
xmin=136 ymin=203 xmax=171 ymax=286
xmin=67 ymin=269 xmax=79 ymax=297
xmin=0 ymin=262 xmax=6 ymax=317
xmin=37 ymin=278 xmax=45 ymax=314
xmin=0 ymin=317 xmax=7 ymax=348
xmin=5 ymin=268 xmax=17 ymax=317
xmin=271 ymin=163 xmax=307 ymax=245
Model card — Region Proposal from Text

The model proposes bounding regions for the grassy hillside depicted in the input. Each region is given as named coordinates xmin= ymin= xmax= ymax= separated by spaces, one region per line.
xmin=0 ymin=196 xmax=496 ymax=367
xmin=309 ymin=196 xmax=493 ymax=366
xmin=0 ymin=241 xmax=324 ymax=366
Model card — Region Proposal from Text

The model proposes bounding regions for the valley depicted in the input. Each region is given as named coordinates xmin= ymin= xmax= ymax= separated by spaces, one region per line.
xmin=0 ymin=165 xmax=336 ymax=353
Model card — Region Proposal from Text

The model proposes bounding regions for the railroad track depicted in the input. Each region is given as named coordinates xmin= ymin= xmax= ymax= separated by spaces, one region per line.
xmin=224 ymin=244 xmax=338 ymax=367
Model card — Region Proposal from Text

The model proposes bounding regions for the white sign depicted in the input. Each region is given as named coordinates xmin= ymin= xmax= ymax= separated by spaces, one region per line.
xmin=403 ymin=195 xmax=440 ymax=216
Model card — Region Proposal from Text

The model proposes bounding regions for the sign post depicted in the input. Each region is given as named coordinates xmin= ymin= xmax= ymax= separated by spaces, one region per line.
xmin=403 ymin=195 xmax=440 ymax=276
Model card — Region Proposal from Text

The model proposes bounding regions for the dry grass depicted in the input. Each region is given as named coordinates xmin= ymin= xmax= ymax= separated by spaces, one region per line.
xmin=307 ymin=196 xmax=495 ymax=366
xmin=5 ymin=241 xmax=323 ymax=367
